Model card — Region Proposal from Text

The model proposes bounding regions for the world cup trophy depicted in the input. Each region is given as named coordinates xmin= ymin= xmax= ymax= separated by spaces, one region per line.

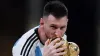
xmin=48 ymin=34 xmax=80 ymax=56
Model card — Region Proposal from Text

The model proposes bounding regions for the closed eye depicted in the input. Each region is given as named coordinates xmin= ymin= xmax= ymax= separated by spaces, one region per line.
xmin=60 ymin=26 xmax=66 ymax=30
xmin=50 ymin=25 xmax=57 ymax=29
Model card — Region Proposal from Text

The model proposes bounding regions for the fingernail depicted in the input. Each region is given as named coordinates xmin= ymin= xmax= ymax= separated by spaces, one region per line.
xmin=57 ymin=38 xmax=60 ymax=40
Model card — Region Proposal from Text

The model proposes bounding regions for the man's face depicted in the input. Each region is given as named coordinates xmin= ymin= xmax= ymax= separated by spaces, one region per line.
xmin=41 ymin=14 xmax=68 ymax=39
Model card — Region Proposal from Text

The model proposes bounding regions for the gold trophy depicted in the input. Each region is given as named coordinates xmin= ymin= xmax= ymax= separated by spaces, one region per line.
xmin=48 ymin=34 xmax=80 ymax=56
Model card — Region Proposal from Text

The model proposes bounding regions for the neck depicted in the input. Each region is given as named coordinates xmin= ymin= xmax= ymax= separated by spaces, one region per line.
xmin=38 ymin=26 xmax=47 ymax=45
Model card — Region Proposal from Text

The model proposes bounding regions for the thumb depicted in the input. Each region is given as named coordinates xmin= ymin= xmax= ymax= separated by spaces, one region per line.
xmin=45 ymin=39 xmax=50 ymax=46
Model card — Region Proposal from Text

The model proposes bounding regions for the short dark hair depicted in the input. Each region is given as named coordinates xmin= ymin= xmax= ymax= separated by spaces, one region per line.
xmin=43 ymin=1 xmax=68 ymax=18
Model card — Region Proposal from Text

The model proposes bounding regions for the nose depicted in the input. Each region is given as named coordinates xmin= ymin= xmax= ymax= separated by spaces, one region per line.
xmin=55 ymin=28 xmax=62 ymax=38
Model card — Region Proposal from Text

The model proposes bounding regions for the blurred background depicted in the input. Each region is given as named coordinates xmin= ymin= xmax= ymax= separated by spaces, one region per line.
xmin=0 ymin=0 xmax=99 ymax=56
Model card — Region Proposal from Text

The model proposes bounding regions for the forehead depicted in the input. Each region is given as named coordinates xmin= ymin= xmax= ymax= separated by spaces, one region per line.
xmin=46 ymin=15 xmax=68 ymax=26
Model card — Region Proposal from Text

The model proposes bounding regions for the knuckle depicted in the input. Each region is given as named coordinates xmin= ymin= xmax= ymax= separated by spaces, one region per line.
xmin=56 ymin=43 xmax=59 ymax=46
xmin=57 ymin=48 xmax=64 ymax=52
xmin=51 ymin=49 xmax=56 ymax=53
xmin=60 ymin=48 xmax=64 ymax=50
xmin=49 ymin=46 xmax=55 ymax=50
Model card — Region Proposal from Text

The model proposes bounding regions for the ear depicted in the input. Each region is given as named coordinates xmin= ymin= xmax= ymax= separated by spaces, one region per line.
xmin=40 ymin=18 xmax=44 ymax=26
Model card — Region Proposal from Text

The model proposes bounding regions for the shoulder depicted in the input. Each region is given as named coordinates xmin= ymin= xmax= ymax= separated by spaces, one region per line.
xmin=12 ymin=26 xmax=40 ymax=56
xmin=14 ymin=26 xmax=39 ymax=47
xmin=22 ymin=26 xmax=40 ymax=39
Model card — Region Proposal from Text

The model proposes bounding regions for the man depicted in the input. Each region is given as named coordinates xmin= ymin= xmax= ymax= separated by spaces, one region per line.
xmin=12 ymin=1 xmax=78 ymax=56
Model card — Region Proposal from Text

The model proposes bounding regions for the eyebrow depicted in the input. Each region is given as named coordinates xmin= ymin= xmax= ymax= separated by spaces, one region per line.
xmin=50 ymin=24 xmax=67 ymax=27
xmin=50 ymin=24 xmax=57 ymax=26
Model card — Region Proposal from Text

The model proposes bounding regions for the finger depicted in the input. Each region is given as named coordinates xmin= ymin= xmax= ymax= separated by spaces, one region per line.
xmin=56 ymin=47 xmax=67 ymax=53
xmin=54 ymin=41 xmax=64 ymax=48
xmin=54 ymin=51 xmax=66 ymax=56
xmin=45 ymin=39 xmax=50 ymax=46
xmin=50 ymin=49 xmax=57 ymax=54
xmin=49 ymin=38 xmax=60 ymax=46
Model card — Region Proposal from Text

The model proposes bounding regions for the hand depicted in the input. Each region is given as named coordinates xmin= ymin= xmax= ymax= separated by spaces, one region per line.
xmin=43 ymin=38 xmax=67 ymax=56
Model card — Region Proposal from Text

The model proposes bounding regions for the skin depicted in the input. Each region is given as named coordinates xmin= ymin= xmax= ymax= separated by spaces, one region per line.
xmin=38 ymin=14 xmax=68 ymax=56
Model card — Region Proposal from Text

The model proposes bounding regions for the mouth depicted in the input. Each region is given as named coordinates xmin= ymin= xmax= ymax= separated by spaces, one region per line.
xmin=49 ymin=33 xmax=63 ymax=41
xmin=49 ymin=35 xmax=63 ymax=43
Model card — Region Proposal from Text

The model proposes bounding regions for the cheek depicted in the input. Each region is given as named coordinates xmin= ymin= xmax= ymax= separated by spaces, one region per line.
xmin=61 ymin=28 xmax=67 ymax=36
xmin=47 ymin=28 xmax=55 ymax=36
xmin=44 ymin=27 xmax=55 ymax=38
